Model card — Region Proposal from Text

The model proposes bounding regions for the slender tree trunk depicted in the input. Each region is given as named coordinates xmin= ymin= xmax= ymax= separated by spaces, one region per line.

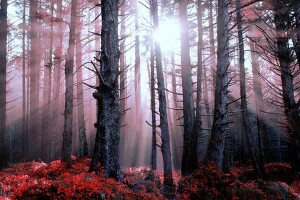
xmin=179 ymin=0 xmax=197 ymax=176
xmin=170 ymin=51 xmax=181 ymax=170
xmin=195 ymin=0 xmax=204 ymax=163
xmin=61 ymin=0 xmax=77 ymax=167
xmin=150 ymin=44 xmax=157 ymax=171
xmin=0 ymin=0 xmax=8 ymax=170
xmin=133 ymin=0 xmax=142 ymax=166
xmin=236 ymin=0 xmax=264 ymax=178
xmin=209 ymin=0 xmax=216 ymax=101
xmin=76 ymin=4 xmax=88 ymax=158
xmin=52 ymin=0 xmax=63 ymax=160
xmin=119 ymin=1 xmax=127 ymax=166
xmin=42 ymin=0 xmax=54 ymax=162
xmin=206 ymin=0 xmax=229 ymax=169
xmin=151 ymin=0 xmax=174 ymax=188
xmin=22 ymin=0 xmax=28 ymax=161
xmin=29 ymin=0 xmax=40 ymax=161
xmin=250 ymin=40 xmax=266 ymax=164
xmin=90 ymin=0 xmax=122 ymax=181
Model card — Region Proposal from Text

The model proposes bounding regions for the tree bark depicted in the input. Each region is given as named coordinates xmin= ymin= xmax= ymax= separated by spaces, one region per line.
xmin=0 ymin=0 xmax=8 ymax=170
xmin=29 ymin=0 xmax=40 ymax=161
xmin=133 ymin=0 xmax=142 ymax=166
xmin=61 ymin=0 xmax=77 ymax=167
xmin=90 ymin=0 xmax=122 ymax=181
xmin=206 ymin=0 xmax=229 ymax=169
xmin=250 ymin=40 xmax=266 ymax=165
xmin=119 ymin=0 xmax=127 ymax=167
xmin=76 ymin=3 xmax=88 ymax=158
xmin=179 ymin=0 xmax=197 ymax=176
xmin=151 ymin=0 xmax=174 ymax=188
xmin=42 ymin=0 xmax=54 ymax=162
xmin=236 ymin=0 xmax=264 ymax=178
xmin=274 ymin=0 xmax=300 ymax=170
xmin=150 ymin=44 xmax=157 ymax=171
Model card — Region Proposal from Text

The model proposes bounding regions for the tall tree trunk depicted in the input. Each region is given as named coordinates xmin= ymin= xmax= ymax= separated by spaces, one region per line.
xmin=250 ymin=40 xmax=266 ymax=165
xmin=236 ymin=0 xmax=264 ymax=178
xmin=61 ymin=0 xmax=77 ymax=167
xmin=150 ymin=44 xmax=157 ymax=171
xmin=76 ymin=3 xmax=88 ymax=158
xmin=29 ymin=0 xmax=40 ymax=161
xmin=0 ymin=0 xmax=8 ymax=170
xmin=170 ymin=51 xmax=181 ymax=170
xmin=151 ymin=0 xmax=174 ymax=188
xmin=52 ymin=0 xmax=63 ymax=160
xmin=274 ymin=1 xmax=300 ymax=170
xmin=119 ymin=0 xmax=127 ymax=166
xmin=22 ymin=0 xmax=28 ymax=161
xmin=195 ymin=0 xmax=204 ymax=163
xmin=209 ymin=0 xmax=216 ymax=102
xmin=179 ymin=0 xmax=197 ymax=176
xmin=42 ymin=0 xmax=54 ymax=162
xmin=206 ymin=0 xmax=229 ymax=169
xmin=133 ymin=0 xmax=142 ymax=166
xmin=90 ymin=0 xmax=122 ymax=181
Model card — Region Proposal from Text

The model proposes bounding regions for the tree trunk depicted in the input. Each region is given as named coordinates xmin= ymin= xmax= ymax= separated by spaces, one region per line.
xmin=90 ymin=0 xmax=122 ymax=181
xmin=22 ymin=0 xmax=28 ymax=161
xmin=76 ymin=3 xmax=88 ymax=158
xmin=119 ymin=0 xmax=127 ymax=166
xmin=274 ymin=1 xmax=300 ymax=170
xmin=209 ymin=0 xmax=216 ymax=101
xmin=151 ymin=0 xmax=174 ymax=188
xmin=42 ymin=0 xmax=54 ymax=162
xmin=0 ymin=0 xmax=8 ymax=170
xmin=133 ymin=0 xmax=142 ymax=166
xmin=250 ymin=40 xmax=266 ymax=165
xmin=150 ymin=44 xmax=157 ymax=171
xmin=61 ymin=0 xmax=77 ymax=167
xmin=236 ymin=0 xmax=264 ymax=178
xmin=52 ymin=0 xmax=63 ymax=161
xmin=179 ymin=0 xmax=197 ymax=176
xmin=29 ymin=0 xmax=40 ymax=161
xmin=206 ymin=0 xmax=229 ymax=169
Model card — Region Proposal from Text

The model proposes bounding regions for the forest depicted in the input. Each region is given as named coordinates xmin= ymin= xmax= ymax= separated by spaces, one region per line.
xmin=0 ymin=0 xmax=300 ymax=199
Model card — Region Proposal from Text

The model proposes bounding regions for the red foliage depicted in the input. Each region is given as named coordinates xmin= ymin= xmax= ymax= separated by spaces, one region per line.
xmin=0 ymin=158 xmax=165 ymax=200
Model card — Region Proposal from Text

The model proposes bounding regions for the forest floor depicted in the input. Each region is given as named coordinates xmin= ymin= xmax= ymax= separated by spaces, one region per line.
xmin=0 ymin=157 xmax=300 ymax=199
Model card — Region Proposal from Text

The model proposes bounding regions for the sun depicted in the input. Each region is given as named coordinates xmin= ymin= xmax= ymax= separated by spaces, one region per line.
xmin=153 ymin=18 xmax=181 ymax=52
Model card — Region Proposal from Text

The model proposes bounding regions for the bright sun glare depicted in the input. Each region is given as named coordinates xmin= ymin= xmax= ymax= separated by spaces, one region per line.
xmin=153 ymin=19 xmax=180 ymax=52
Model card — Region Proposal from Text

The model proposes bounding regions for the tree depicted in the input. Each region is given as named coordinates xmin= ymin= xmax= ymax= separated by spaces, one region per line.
xmin=235 ymin=0 xmax=264 ymax=177
xmin=0 ymin=0 xmax=8 ymax=170
xmin=28 ymin=0 xmax=40 ymax=161
xmin=76 ymin=2 xmax=88 ymax=158
xmin=42 ymin=0 xmax=54 ymax=162
xmin=179 ymin=0 xmax=197 ymax=176
xmin=151 ymin=0 xmax=174 ymax=188
xmin=272 ymin=0 xmax=300 ymax=170
xmin=90 ymin=0 xmax=122 ymax=181
xmin=61 ymin=0 xmax=77 ymax=167
xmin=206 ymin=0 xmax=230 ymax=169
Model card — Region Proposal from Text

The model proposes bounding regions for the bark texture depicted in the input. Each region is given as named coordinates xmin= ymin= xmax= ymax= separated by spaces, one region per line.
xmin=61 ymin=0 xmax=77 ymax=167
xmin=206 ymin=0 xmax=229 ymax=169
xmin=151 ymin=0 xmax=174 ymax=188
xmin=179 ymin=0 xmax=197 ymax=176
xmin=0 ymin=0 xmax=8 ymax=170
xmin=273 ymin=0 xmax=300 ymax=170
xmin=90 ymin=0 xmax=122 ymax=181
xmin=76 ymin=4 xmax=88 ymax=158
